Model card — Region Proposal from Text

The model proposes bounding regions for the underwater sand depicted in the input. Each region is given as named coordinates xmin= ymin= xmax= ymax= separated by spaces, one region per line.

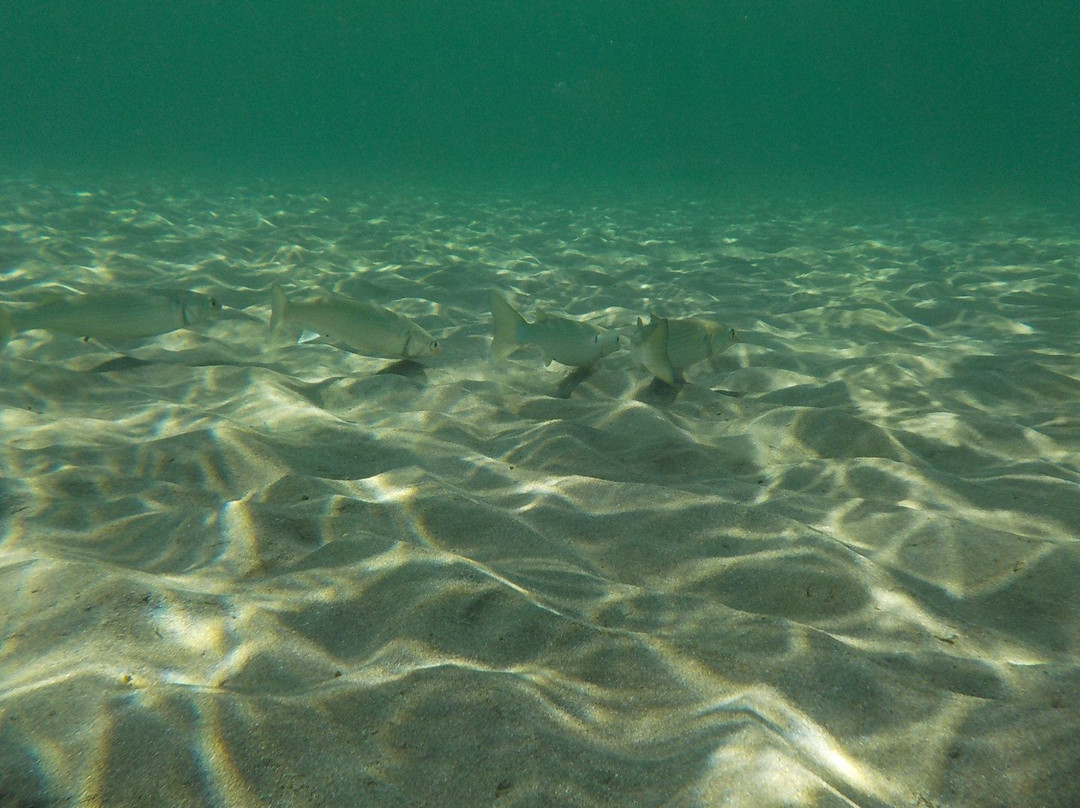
xmin=1 ymin=177 xmax=1078 ymax=807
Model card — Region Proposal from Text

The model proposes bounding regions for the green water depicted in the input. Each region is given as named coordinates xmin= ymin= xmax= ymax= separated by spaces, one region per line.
xmin=4 ymin=2 xmax=1079 ymax=196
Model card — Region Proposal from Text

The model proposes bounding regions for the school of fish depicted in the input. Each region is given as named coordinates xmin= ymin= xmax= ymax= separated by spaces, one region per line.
xmin=0 ymin=284 xmax=738 ymax=387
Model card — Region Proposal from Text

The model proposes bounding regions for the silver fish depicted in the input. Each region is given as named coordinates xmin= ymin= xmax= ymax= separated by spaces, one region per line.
xmin=629 ymin=314 xmax=738 ymax=384
xmin=0 ymin=289 xmax=221 ymax=348
xmin=270 ymin=284 xmax=440 ymax=360
xmin=491 ymin=292 xmax=622 ymax=368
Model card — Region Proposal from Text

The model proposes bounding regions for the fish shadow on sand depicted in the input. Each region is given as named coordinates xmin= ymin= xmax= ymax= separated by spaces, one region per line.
xmin=631 ymin=377 xmax=744 ymax=406
xmin=633 ymin=376 xmax=681 ymax=406
xmin=552 ymin=365 xmax=597 ymax=399
xmin=278 ymin=364 xmax=428 ymax=410
xmin=87 ymin=353 xmax=280 ymax=374
xmin=86 ymin=354 xmax=157 ymax=373
xmin=87 ymin=352 xmax=432 ymax=386
xmin=376 ymin=359 xmax=430 ymax=383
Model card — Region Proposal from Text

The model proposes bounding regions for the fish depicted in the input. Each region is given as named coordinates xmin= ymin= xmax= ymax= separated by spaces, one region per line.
xmin=490 ymin=292 xmax=622 ymax=367
xmin=0 ymin=289 xmax=222 ymax=348
xmin=270 ymin=284 xmax=440 ymax=360
xmin=629 ymin=314 xmax=738 ymax=384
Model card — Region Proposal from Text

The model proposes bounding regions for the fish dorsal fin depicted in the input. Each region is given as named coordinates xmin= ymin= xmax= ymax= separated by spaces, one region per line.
xmin=646 ymin=317 xmax=668 ymax=342
xmin=490 ymin=291 xmax=527 ymax=361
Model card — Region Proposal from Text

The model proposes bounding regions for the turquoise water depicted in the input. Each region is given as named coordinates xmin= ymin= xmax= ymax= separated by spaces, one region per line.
xmin=4 ymin=3 xmax=1079 ymax=194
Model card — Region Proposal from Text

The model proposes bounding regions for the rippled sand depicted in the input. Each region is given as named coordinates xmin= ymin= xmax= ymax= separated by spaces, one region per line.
xmin=1 ymin=177 xmax=1078 ymax=807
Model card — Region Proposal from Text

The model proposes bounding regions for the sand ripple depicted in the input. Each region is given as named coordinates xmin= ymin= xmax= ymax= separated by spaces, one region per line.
xmin=1 ymin=178 xmax=1078 ymax=807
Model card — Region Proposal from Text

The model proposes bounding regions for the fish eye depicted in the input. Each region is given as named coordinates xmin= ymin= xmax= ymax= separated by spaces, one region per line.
xmin=431 ymin=339 xmax=440 ymax=353
xmin=210 ymin=297 xmax=221 ymax=310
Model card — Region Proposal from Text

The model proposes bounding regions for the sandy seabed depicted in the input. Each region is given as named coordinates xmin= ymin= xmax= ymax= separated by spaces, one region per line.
xmin=0 ymin=175 xmax=1078 ymax=808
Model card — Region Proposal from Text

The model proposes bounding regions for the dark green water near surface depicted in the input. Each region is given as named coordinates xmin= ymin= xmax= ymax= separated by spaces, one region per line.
xmin=4 ymin=2 xmax=1079 ymax=197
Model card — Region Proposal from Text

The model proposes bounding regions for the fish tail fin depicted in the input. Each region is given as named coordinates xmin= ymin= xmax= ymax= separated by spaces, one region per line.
xmin=490 ymin=292 xmax=525 ymax=361
xmin=0 ymin=305 xmax=12 ymax=350
xmin=269 ymin=284 xmax=289 ymax=334
xmin=637 ymin=317 xmax=676 ymax=385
